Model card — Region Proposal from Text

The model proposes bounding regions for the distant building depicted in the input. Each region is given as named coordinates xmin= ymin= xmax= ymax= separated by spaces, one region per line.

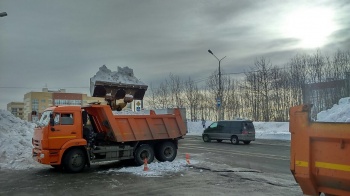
xmin=7 ymin=102 xmax=24 ymax=120
xmin=23 ymin=88 xmax=106 ymax=121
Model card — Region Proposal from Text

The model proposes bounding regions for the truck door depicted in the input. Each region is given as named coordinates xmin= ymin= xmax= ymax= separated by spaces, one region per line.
xmin=48 ymin=112 xmax=77 ymax=149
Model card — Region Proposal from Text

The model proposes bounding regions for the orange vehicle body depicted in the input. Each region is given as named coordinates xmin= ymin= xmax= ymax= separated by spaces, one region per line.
xmin=289 ymin=104 xmax=350 ymax=196
xmin=32 ymin=104 xmax=187 ymax=172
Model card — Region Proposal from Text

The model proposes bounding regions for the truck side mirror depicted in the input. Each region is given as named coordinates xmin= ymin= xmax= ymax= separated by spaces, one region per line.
xmin=49 ymin=114 xmax=55 ymax=126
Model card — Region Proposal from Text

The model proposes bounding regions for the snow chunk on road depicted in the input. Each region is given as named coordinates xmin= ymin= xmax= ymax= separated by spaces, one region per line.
xmin=102 ymin=160 xmax=198 ymax=177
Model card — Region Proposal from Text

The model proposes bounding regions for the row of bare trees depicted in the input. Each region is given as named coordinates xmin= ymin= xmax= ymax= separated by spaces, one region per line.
xmin=145 ymin=49 xmax=350 ymax=122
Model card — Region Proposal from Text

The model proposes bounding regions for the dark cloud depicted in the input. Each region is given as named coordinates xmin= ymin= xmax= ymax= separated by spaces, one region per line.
xmin=0 ymin=0 xmax=349 ymax=109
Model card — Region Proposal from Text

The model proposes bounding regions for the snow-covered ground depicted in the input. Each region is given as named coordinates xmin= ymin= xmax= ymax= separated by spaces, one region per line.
xmin=1 ymin=97 xmax=350 ymax=175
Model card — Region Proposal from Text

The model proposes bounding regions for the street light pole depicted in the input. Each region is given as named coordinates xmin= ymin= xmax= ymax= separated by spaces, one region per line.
xmin=0 ymin=12 xmax=7 ymax=17
xmin=208 ymin=49 xmax=226 ymax=120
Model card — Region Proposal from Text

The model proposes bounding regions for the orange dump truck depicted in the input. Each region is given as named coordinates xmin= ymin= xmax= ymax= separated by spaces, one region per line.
xmin=32 ymin=103 xmax=187 ymax=173
xmin=289 ymin=104 xmax=350 ymax=195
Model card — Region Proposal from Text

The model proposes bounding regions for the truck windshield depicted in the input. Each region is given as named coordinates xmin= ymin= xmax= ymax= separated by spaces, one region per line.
xmin=38 ymin=110 xmax=52 ymax=126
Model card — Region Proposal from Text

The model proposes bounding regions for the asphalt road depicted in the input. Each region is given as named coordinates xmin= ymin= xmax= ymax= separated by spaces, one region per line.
xmin=179 ymin=136 xmax=291 ymax=175
xmin=0 ymin=137 xmax=302 ymax=196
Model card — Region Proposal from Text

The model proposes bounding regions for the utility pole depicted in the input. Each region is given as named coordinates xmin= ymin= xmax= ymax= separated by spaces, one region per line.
xmin=208 ymin=49 xmax=226 ymax=120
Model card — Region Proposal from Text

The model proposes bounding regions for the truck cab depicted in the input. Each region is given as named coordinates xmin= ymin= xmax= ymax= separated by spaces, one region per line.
xmin=32 ymin=106 xmax=87 ymax=171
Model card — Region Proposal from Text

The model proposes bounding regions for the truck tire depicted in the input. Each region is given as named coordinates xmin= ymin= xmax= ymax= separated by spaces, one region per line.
xmin=231 ymin=136 xmax=239 ymax=145
xmin=134 ymin=144 xmax=155 ymax=166
xmin=202 ymin=134 xmax=211 ymax=142
xmin=243 ymin=141 xmax=251 ymax=145
xmin=155 ymin=141 xmax=177 ymax=162
xmin=63 ymin=148 xmax=86 ymax=173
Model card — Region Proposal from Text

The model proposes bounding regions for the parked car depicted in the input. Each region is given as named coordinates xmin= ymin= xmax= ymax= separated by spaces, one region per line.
xmin=202 ymin=120 xmax=255 ymax=144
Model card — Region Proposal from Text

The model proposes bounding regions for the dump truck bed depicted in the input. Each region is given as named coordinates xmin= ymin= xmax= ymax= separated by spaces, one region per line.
xmin=289 ymin=104 xmax=350 ymax=196
xmin=84 ymin=104 xmax=187 ymax=142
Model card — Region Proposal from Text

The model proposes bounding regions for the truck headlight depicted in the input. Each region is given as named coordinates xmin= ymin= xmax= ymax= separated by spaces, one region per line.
xmin=40 ymin=154 xmax=45 ymax=158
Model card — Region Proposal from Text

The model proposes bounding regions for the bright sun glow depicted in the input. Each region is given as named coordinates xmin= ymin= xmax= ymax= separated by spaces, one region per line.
xmin=283 ymin=7 xmax=336 ymax=48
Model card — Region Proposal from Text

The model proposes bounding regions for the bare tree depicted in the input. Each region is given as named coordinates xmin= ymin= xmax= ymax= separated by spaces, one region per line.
xmin=155 ymin=81 xmax=170 ymax=109
xmin=184 ymin=77 xmax=200 ymax=121
xmin=168 ymin=73 xmax=185 ymax=108
xmin=225 ymin=78 xmax=240 ymax=120
xmin=145 ymin=83 xmax=158 ymax=109
xmin=144 ymin=49 xmax=350 ymax=123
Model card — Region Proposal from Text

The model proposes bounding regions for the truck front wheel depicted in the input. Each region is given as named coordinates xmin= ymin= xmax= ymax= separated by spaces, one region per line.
xmin=155 ymin=141 xmax=177 ymax=162
xmin=63 ymin=148 xmax=86 ymax=173
xmin=134 ymin=144 xmax=154 ymax=166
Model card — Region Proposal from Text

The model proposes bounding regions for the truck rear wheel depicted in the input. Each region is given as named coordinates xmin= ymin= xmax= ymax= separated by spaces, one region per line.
xmin=155 ymin=141 xmax=177 ymax=162
xmin=63 ymin=148 xmax=86 ymax=173
xmin=134 ymin=144 xmax=154 ymax=166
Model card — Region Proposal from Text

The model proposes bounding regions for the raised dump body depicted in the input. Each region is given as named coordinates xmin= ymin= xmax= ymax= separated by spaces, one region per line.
xmin=289 ymin=104 xmax=350 ymax=196
xmin=83 ymin=104 xmax=187 ymax=142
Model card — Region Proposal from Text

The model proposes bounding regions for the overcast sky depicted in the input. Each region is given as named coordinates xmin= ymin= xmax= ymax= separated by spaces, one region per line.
xmin=1 ymin=0 xmax=349 ymax=110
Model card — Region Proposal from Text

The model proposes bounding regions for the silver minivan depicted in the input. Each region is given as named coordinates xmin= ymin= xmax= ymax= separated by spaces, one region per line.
xmin=202 ymin=120 xmax=255 ymax=144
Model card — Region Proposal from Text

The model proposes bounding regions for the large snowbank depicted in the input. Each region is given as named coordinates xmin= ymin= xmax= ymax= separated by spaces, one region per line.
xmin=0 ymin=110 xmax=43 ymax=170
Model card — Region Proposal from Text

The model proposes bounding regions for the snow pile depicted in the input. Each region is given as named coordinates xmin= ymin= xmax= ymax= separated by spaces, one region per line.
xmin=102 ymin=159 xmax=198 ymax=177
xmin=254 ymin=122 xmax=290 ymax=140
xmin=90 ymin=65 xmax=145 ymax=85
xmin=0 ymin=110 xmax=42 ymax=170
xmin=317 ymin=97 xmax=350 ymax=122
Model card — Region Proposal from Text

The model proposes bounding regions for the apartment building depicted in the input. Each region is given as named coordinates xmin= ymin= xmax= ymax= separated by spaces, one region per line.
xmin=7 ymin=102 xmax=24 ymax=119
xmin=23 ymin=88 xmax=105 ymax=121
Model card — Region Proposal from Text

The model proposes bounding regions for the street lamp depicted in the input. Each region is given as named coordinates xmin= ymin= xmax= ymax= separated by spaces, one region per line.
xmin=208 ymin=49 xmax=226 ymax=120
xmin=0 ymin=12 xmax=7 ymax=17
